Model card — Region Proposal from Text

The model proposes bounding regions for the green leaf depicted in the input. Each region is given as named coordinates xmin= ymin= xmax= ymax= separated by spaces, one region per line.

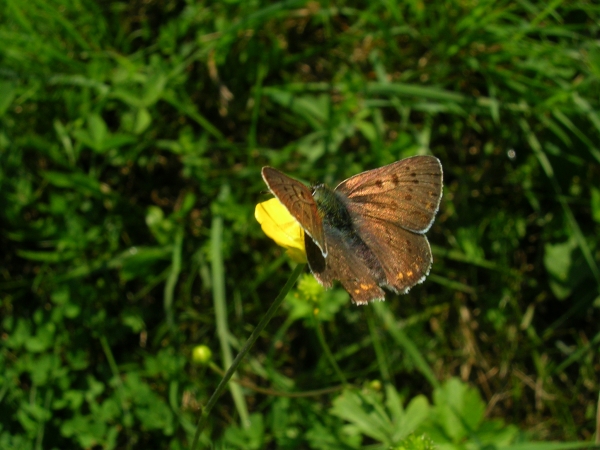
xmin=391 ymin=434 xmax=437 ymax=450
xmin=286 ymin=276 xmax=348 ymax=323
xmin=17 ymin=249 xmax=78 ymax=262
xmin=591 ymin=187 xmax=600 ymax=223
xmin=123 ymin=372 xmax=174 ymax=433
xmin=25 ymin=323 xmax=56 ymax=353
xmin=544 ymin=237 xmax=578 ymax=299
xmin=142 ymin=73 xmax=167 ymax=107
xmin=264 ymin=89 xmax=329 ymax=130
xmin=424 ymin=378 xmax=487 ymax=443
xmin=223 ymin=413 xmax=265 ymax=449
xmin=331 ymin=389 xmax=391 ymax=444
xmin=330 ymin=386 xmax=430 ymax=446
xmin=0 ymin=81 xmax=16 ymax=116
xmin=87 ymin=113 xmax=108 ymax=149
xmin=393 ymin=395 xmax=430 ymax=442
xmin=41 ymin=170 xmax=104 ymax=196
xmin=114 ymin=246 xmax=172 ymax=281
xmin=145 ymin=206 xmax=176 ymax=245
xmin=60 ymin=413 xmax=109 ymax=448
xmin=134 ymin=107 xmax=152 ymax=134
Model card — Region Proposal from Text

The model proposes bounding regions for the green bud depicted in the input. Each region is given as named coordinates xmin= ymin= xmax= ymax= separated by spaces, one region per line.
xmin=192 ymin=345 xmax=212 ymax=364
xmin=368 ymin=379 xmax=382 ymax=391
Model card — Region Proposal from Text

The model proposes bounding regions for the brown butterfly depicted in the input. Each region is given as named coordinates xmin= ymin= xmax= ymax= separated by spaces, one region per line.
xmin=261 ymin=156 xmax=443 ymax=304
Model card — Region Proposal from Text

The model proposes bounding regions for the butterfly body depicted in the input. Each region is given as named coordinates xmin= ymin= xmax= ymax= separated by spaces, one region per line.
xmin=262 ymin=156 xmax=443 ymax=304
xmin=312 ymin=185 xmax=354 ymax=234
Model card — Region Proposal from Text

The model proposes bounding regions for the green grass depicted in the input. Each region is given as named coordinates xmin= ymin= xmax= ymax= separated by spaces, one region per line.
xmin=1 ymin=0 xmax=599 ymax=448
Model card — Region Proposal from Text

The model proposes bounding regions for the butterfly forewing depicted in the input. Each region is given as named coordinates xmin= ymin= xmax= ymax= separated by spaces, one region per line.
xmin=336 ymin=156 xmax=443 ymax=234
xmin=261 ymin=167 xmax=327 ymax=256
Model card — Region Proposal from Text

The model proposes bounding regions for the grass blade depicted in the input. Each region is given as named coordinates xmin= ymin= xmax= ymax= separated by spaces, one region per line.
xmin=211 ymin=215 xmax=250 ymax=429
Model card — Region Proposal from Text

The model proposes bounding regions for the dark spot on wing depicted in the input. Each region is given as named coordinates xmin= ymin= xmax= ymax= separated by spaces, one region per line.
xmin=375 ymin=179 xmax=384 ymax=188
xmin=391 ymin=174 xmax=400 ymax=185
xmin=405 ymin=194 xmax=412 ymax=201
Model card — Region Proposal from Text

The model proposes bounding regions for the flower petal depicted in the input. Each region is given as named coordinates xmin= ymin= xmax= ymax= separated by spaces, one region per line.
xmin=255 ymin=198 xmax=307 ymax=263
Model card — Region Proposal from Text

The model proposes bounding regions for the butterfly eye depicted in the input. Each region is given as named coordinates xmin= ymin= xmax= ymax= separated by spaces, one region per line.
xmin=311 ymin=184 xmax=325 ymax=200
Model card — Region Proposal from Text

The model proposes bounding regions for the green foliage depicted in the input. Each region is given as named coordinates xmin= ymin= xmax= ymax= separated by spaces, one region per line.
xmin=286 ymin=274 xmax=348 ymax=323
xmin=223 ymin=413 xmax=264 ymax=449
xmin=1 ymin=0 xmax=599 ymax=448
xmin=392 ymin=434 xmax=437 ymax=450
xmin=331 ymin=384 xmax=430 ymax=446
xmin=328 ymin=380 xmax=519 ymax=449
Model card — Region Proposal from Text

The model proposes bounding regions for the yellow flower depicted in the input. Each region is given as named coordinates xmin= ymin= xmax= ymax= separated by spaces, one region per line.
xmin=255 ymin=198 xmax=307 ymax=263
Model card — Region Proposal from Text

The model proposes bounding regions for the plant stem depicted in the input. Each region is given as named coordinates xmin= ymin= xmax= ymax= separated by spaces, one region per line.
xmin=190 ymin=263 xmax=305 ymax=450
xmin=313 ymin=314 xmax=347 ymax=387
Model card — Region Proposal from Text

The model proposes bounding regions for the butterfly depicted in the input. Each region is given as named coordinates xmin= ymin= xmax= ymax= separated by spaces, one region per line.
xmin=261 ymin=156 xmax=443 ymax=304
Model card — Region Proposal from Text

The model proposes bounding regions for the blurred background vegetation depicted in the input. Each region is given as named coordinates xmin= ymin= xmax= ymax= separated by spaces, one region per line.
xmin=1 ymin=0 xmax=600 ymax=448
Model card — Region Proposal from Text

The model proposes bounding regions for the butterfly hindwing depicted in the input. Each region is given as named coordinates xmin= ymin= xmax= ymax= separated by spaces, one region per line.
xmin=306 ymin=227 xmax=385 ymax=305
xmin=349 ymin=216 xmax=433 ymax=293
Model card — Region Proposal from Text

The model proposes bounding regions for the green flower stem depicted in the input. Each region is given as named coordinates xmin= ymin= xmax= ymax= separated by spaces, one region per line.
xmin=313 ymin=314 xmax=347 ymax=387
xmin=99 ymin=335 xmax=130 ymax=419
xmin=208 ymin=361 xmax=344 ymax=398
xmin=366 ymin=306 xmax=391 ymax=384
xmin=190 ymin=263 xmax=306 ymax=450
